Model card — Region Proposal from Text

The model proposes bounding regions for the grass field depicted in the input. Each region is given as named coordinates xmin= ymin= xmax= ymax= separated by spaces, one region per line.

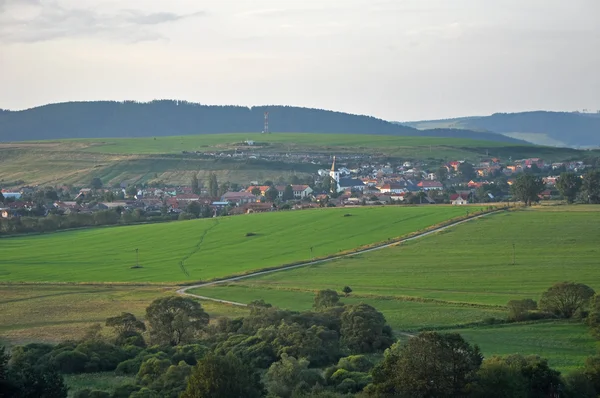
xmin=0 ymin=133 xmax=587 ymax=187
xmin=0 ymin=284 xmax=247 ymax=345
xmin=0 ymin=206 xmax=479 ymax=283
xmin=191 ymin=206 xmax=600 ymax=371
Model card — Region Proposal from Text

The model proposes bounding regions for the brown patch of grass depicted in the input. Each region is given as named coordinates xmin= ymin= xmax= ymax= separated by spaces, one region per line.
xmin=0 ymin=284 xmax=247 ymax=345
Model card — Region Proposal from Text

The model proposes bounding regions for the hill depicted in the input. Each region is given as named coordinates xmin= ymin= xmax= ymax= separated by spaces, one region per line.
xmin=0 ymin=100 xmax=524 ymax=144
xmin=403 ymin=111 xmax=600 ymax=147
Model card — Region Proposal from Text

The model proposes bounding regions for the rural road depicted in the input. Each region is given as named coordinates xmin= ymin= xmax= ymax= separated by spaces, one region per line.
xmin=177 ymin=210 xmax=502 ymax=306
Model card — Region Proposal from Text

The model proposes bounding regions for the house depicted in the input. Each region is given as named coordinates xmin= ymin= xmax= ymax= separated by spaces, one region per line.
xmin=450 ymin=194 xmax=469 ymax=205
xmin=245 ymin=185 xmax=271 ymax=196
xmin=240 ymin=202 xmax=275 ymax=214
xmin=427 ymin=173 xmax=437 ymax=181
xmin=338 ymin=178 xmax=365 ymax=192
xmin=1 ymin=192 xmax=22 ymax=200
xmin=221 ymin=191 xmax=258 ymax=205
xmin=467 ymin=180 xmax=485 ymax=189
xmin=291 ymin=185 xmax=313 ymax=199
xmin=417 ymin=181 xmax=444 ymax=191
xmin=174 ymin=194 xmax=201 ymax=202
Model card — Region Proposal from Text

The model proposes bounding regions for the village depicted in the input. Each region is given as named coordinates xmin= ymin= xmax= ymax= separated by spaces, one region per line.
xmin=0 ymin=155 xmax=589 ymax=224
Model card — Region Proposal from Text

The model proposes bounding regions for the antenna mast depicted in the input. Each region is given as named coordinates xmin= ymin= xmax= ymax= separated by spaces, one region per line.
xmin=264 ymin=111 xmax=269 ymax=134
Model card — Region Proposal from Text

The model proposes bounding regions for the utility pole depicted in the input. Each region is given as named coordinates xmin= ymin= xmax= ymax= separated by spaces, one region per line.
xmin=135 ymin=248 xmax=139 ymax=267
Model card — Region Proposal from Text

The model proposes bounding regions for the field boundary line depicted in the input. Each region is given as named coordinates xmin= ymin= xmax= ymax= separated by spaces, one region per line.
xmin=177 ymin=209 xmax=504 ymax=306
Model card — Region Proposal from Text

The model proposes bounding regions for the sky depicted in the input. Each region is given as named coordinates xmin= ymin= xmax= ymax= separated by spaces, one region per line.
xmin=0 ymin=0 xmax=599 ymax=121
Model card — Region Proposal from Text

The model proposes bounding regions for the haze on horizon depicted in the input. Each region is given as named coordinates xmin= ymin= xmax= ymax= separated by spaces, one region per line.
xmin=0 ymin=0 xmax=599 ymax=121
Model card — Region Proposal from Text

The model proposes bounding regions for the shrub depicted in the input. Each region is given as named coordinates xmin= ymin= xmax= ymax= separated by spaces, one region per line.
xmin=53 ymin=350 xmax=89 ymax=373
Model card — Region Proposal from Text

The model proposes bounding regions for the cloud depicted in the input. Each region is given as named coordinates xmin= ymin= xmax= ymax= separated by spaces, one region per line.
xmin=0 ymin=1 xmax=205 ymax=43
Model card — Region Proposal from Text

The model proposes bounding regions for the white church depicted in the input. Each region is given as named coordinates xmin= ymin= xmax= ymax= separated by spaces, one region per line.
xmin=329 ymin=156 xmax=365 ymax=193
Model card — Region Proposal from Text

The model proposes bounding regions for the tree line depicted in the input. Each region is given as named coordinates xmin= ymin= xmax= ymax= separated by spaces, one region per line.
xmin=2 ymin=287 xmax=600 ymax=397
xmin=511 ymin=170 xmax=600 ymax=206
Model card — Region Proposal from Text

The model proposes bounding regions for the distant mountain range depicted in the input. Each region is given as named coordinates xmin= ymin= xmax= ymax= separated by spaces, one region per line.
xmin=0 ymin=101 xmax=525 ymax=144
xmin=402 ymin=111 xmax=600 ymax=148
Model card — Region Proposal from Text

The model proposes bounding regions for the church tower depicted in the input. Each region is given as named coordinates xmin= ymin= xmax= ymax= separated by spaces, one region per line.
xmin=329 ymin=156 xmax=340 ymax=192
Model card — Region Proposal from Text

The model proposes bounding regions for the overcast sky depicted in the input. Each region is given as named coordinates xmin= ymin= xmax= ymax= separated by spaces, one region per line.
xmin=0 ymin=0 xmax=599 ymax=121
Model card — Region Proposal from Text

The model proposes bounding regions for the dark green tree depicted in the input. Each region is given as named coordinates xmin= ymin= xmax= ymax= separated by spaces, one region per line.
xmin=371 ymin=332 xmax=482 ymax=398
xmin=265 ymin=354 xmax=323 ymax=398
xmin=145 ymin=297 xmax=209 ymax=346
xmin=251 ymin=187 xmax=261 ymax=197
xmin=539 ymin=282 xmax=595 ymax=318
xmin=458 ymin=162 xmax=476 ymax=181
xmin=186 ymin=201 xmax=202 ymax=218
xmin=511 ymin=174 xmax=545 ymax=206
xmin=340 ymin=304 xmax=394 ymax=353
xmin=498 ymin=354 xmax=564 ymax=398
xmin=507 ymin=299 xmax=537 ymax=321
xmin=470 ymin=359 xmax=528 ymax=398
xmin=313 ymin=290 xmax=341 ymax=310
xmin=8 ymin=365 xmax=69 ymax=398
xmin=342 ymin=286 xmax=352 ymax=297
xmin=282 ymin=185 xmax=294 ymax=201
xmin=126 ymin=185 xmax=138 ymax=198
xmin=90 ymin=177 xmax=103 ymax=190
xmin=436 ymin=166 xmax=449 ymax=183
xmin=564 ymin=369 xmax=597 ymax=398
xmin=207 ymin=173 xmax=219 ymax=197
xmin=105 ymin=312 xmax=146 ymax=335
xmin=581 ymin=170 xmax=600 ymax=204
xmin=265 ymin=187 xmax=279 ymax=202
xmin=191 ymin=174 xmax=200 ymax=195
xmin=181 ymin=353 xmax=264 ymax=398
xmin=556 ymin=172 xmax=582 ymax=204
xmin=583 ymin=354 xmax=600 ymax=393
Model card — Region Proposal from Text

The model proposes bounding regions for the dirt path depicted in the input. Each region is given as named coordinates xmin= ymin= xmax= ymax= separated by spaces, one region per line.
xmin=177 ymin=210 xmax=502 ymax=306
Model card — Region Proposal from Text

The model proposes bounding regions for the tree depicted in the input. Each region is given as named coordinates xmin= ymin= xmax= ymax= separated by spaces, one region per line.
xmin=539 ymin=282 xmax=595 ymax=318
xmin=90 ymin=177 xmax=103 ymax=190
xmin=251 ymin=187 xmax=261 ymax=197
xmin=186 ymin=201 xmax=202 ymax=218
xmin=181 ymin=353 xmax=264 ymax=398
xmin=556 ymin=172 xmax=582 ymax=204
xmin=470 ymin=359 xmax=528 ymax=398
xmin=145 ymin=297 xmax=209 ymax=346
xmin=264 ymin=180 xmax=274 ymax=187
xmin=191 ymin=174 xmax=200 ymax=195
xmin=103 ymin=191 xmax=115 ymax=202
xmin=581 ymin=170 xmax=600 ymax=204
xmin=126 ymin=185 xmax=138 ymax=198
xmin=511 ymin=174 xmax=545 ymax=206
xmin=207 ymin=173 xmax=218 ymax=197
xmin=507 ymin=299 xmax=537 ymax=321
xmin=265 ymin=354 xmax=323 ymax=398
xmin=105 ymin=312 xmax=146 ymax=335
xmin=436 ymin=166 xmax=449 ymax=183
xmin=342 ymin=286 xmax=352 ymax=297
xmin=564 ymin=370 xmax=597 ymax=398
xmin=458 ymin=162 xmax=476 ymax=181
xmin=496 ymin=354 xmax=563 ymax=398
xmin=583 ymin=354 xmax=600 ymax=394
xmin=313 ymin=290 xmax=341 ymax=310
xmin=370 ymin=332 xmax=482 ymax=398
xmin=340 ymin=304 xmax=394 ymax=353
xmin=7 ymin=365 xmax=69 ymax=398
xmin=282 ymin=185 xmax=294 ymax=201
xmin=264 ymin=187 xmax=279 ymax=202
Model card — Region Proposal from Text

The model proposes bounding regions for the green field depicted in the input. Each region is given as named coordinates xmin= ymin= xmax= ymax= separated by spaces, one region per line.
xmin=0 ymin=206 xmax=479 ymax=283
xmin=0 ymin=133 xmax=585 ymax=187
xmin=191 ymin=207 xmax=600 ymax=370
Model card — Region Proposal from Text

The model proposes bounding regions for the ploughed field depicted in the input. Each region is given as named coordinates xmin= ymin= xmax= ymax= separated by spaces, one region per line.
xmin=0 ymin=206 xmax=478 ymax=283
xmin=192 ymin=207 xmax=600 ymax=371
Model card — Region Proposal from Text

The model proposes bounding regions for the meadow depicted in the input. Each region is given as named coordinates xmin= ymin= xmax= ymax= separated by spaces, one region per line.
xmin=0 ymin=284 xmax=246 ymax=345
xmin=191 ymin=207 xmax=600 ymax=370
xmin=0 ymin=206 xmax=479 ymax=284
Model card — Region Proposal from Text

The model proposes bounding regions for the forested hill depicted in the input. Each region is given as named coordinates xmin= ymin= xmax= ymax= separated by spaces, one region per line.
xmin=404 ymin=111 xmax=600 ymax=147
xmin=0 ymin=100 xmax=524 ymax=144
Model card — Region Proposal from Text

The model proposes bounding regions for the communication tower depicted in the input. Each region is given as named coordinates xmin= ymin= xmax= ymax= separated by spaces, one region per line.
xmin=263 ymin=111 xmax=269 ymax=134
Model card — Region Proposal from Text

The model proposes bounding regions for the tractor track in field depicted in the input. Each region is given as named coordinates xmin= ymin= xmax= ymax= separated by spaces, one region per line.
xmin=178 ymin=218 xmax=220 ymax=277
xmin=177 ymin=210 xmax=502 ymax=306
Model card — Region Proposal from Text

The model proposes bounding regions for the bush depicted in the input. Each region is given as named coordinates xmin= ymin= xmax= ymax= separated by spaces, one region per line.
xmin=53 ymin=350 xmax=89 ymax=373
xmin=73 ymin=389 xmax=110 ymax=398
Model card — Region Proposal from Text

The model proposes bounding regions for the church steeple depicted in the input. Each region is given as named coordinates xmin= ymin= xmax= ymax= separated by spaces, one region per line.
xmin=329 ymin=156 xmax=341 ymax=192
